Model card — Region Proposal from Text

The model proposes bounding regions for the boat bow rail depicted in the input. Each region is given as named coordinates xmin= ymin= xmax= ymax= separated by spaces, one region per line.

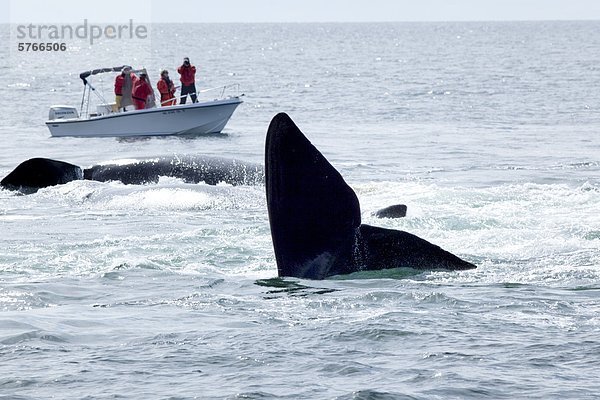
xmin=158 ymin=83 xmax=244 ymax=106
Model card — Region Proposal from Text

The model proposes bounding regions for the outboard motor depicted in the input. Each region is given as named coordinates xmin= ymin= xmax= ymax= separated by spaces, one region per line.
xmin=48 ymin=106 xmax=79 ymax=120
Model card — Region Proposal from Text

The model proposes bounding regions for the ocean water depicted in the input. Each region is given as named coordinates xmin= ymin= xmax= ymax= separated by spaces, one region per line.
xmin=1 ymin=21 xmax=599 ymax=399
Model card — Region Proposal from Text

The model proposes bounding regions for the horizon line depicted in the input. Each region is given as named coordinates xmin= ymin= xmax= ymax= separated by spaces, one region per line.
xmin=3 ymin=18 xmax=600 ymax=24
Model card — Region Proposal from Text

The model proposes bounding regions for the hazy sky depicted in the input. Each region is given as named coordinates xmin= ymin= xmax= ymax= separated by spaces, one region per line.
xmin=4 ymin=0 xmax=600 ymax=23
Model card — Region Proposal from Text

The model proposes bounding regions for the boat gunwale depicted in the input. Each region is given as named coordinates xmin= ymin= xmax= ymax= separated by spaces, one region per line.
xmin=45 ymin=97 xmax=243 ymax=126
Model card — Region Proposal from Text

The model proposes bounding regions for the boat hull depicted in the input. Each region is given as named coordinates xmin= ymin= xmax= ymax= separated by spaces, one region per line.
xmin=46 ymin=98 xmax=242 ymax=138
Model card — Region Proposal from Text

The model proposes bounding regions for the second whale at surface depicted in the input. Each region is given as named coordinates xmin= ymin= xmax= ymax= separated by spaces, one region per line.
xmin=1 ymin=155 xmax=264 ymax=193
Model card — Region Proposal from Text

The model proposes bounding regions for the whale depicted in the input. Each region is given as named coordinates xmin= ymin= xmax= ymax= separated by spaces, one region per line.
xmin=265 ymin=113 xmax=476 ymax=279
xmin=1 ymin=155 xmax=263 ymax=193
xmin=374 ymin=204 xmax=408 ymax=219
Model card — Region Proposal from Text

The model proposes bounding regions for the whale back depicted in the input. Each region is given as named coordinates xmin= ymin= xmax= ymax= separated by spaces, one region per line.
xmin=355 ymin=224 xmax=476 ymax=271
xmin=265 ymin=113 xmax=361 ymax=279
xmin=0 ymin=158 xmax=83 ymax=193
xmin=83 ymin=156 xmax=264 ymax=186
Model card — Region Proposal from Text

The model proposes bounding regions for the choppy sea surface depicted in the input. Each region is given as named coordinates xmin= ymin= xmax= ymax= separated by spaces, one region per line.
xmin=0 ymin=22 xmax=599 ymax=399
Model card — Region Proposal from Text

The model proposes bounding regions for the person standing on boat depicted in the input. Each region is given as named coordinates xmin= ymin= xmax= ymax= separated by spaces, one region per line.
xmin=132 ymin=72 xmax=153 ymax=110
xmin=177 ymin=57 xmax=197 ymax=104
xmin=114 ymin=66 xmax=136 ymax=111
xmin=157 ymin=70 xmax=177 ymax=106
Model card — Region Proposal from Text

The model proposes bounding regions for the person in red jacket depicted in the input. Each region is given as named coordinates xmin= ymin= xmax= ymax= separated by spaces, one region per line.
xmin=177 ymin=57 xmax=197 ymax=104
xmin=132 ymin=72 xmax=153 ymax=110
xmin=157 ymin=69 xmax=176 ymax=106
xmin=114 ymin=66 xmax=136 ymax=111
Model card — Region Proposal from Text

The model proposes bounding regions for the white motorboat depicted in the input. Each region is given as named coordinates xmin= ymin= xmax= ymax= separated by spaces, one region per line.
xmin=46 ymin=66 xmax=243 ymax=138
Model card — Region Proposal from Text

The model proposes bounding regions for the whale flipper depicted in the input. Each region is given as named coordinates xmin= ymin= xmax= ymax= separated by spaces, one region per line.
xmin=265 ymin=113 xmax=476 ymax=279
xmin=266 ymin=113 xmax=360 ymax=279
xmin=0 ymin=158 xmax=83 ymax=193
xmin=374 ymin=204 xmax=407 ymax=218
